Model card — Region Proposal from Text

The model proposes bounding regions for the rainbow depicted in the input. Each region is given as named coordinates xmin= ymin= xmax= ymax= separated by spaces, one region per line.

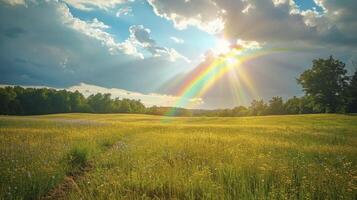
xmin=163 ymin=47 xmax=288 ymax=119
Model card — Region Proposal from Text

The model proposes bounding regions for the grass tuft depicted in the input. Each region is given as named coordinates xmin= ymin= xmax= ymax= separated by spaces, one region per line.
xmin=65 ymin=146 xmax=90 ymax=175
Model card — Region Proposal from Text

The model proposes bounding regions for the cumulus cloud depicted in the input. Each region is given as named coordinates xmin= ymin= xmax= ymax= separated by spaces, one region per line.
xmin=1 ymin=0 xmax=188 ymax=61
xmin=58 ymin=6 xmax=143 ymax=58
xmin=68 ymin=83 xmax=203 ymax=107
xmin=0 ymin=0 xmax=25 ymax=6
xmin=236 ymin=39 xmax=262 ymax=50
xmin=170 ymin=36 xmax=184 ymax=44
xmin=147 ymin=0 xmax=225 ymax=34
xmin=0 ymin=0 xmax=190 ymax=91
xmin=63 ymin=0 xmax=129 ymax=11
xmin=312 ymin=0 xmax=357 ymax=40
xmin=116 ymin=6 xmax=132 ymax=17
xmin=128 ymin=25 xmax=190 ymax=62
xmin=147 ymin=0 xmax=357 ymax=48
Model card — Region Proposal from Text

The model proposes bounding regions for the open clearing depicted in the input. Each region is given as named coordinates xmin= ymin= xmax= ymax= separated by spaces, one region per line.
xmin=0 ymin=114 xmax=356 ymax=199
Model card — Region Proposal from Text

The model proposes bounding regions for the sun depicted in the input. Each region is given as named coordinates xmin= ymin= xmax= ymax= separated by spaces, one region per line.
xmin=226 ymin=57 xmax=239 ymax=65
xmin=213 ymin=38 xmax=231 ymax=56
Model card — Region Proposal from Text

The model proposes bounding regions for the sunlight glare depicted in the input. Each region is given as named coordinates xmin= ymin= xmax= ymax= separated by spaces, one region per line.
xmin=226 ymin=57 xmax=238 ymax=65
xmin=213 ymin=38 xmax=230 ymax=56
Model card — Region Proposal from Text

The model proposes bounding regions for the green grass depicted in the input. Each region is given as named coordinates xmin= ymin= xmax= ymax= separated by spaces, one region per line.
xmin=0 ymin=114 xmax=356 ymax=199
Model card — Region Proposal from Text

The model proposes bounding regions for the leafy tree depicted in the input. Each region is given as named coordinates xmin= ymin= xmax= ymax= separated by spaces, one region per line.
xmin=249 ymin=99 xmax=268 ymax=116
xmin=267 ymin=96 xmax=285 ymax=115
xmin=347 ymin=69 xmax=357 ymax=113
xmin=119 ymin=99 xmax=132 ymax=113
xmin=284 ymin=96 xmax=300 ymax=114
xmin=297 ymin=56 xmax=349 ymax=113
xmin=0 ymin=86 xmax=146 ymax=115
xmin=298 ymin=95 xmax=316 ymax=114
xmin=0 ymin=87 xmax=18 ymax=114
xmin=69 ymin=91 xmax=90 ymax=112
xmin=232 ymin=106 xmax=249 ymax=116
xmin=87 ymin=93 xmax=113 ymax=113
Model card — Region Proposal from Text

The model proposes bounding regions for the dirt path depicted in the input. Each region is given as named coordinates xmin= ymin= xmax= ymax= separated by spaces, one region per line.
xmin=41 ymin=137 xmax=131 ymax=200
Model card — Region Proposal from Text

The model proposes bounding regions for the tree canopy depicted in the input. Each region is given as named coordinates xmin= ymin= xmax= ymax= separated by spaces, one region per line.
xmin=297 ymin=56 xmax=349 ymax=113
xmin=0 ymin=87 xmax=145 ymax=115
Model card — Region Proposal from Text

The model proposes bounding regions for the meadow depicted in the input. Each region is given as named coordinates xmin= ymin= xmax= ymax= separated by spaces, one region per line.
xmin=0 ymin=114 xmax=356 ymax=199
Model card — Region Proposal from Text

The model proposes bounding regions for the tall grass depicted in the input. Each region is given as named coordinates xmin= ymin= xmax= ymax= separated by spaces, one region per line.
xmin=0 ymin=116 xmax=127 ymax=199
xmin=0 ymin=114 xmax=356 ymax=199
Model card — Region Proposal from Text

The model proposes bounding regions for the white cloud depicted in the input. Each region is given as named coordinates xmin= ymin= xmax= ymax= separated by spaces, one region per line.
xmin=68 ymin=83 xmax=203 ymax=107
xmin=0 ymin=0 xmax=25 ymax=6
xmin=38 ymin=2 xmax=188 ymax=62
xmin=1 ymin=0 xmax=130 ymax=11
xmin=63 ymin=0 xmax=129 ymax=11
xmin=147 ymin=0 xmax=357 ymax=48
xmin=57 ymin=2 xmax=143 ymax=58
xmin=116 ymin=6 xmax=132 ymax=17
xmin=170 ymin=36 xmax=184 ymax=44
xmin=236 ymin=39 xmax=262 ymax=50
xmin=128 ymin=25 xmax=190 ymax=62
xmin=0 ymin=0 xmax=192 ymax=94
xmin=312 ymin=0 xmax=357 ymax=40
xmin=147 ymin=0 xmax=225 ymax=34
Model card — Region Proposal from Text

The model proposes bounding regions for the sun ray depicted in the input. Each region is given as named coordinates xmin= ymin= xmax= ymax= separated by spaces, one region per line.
xmin=162 ymin=46 xmax=289 ymax=120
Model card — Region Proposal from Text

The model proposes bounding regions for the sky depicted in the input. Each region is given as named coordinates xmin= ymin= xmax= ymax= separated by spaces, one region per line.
xmin=0 ymin=0 xmax=356 ymax=109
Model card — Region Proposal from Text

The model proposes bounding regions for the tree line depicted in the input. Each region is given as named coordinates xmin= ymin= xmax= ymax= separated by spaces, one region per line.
xmin=0 ymin=56 xmax=356 ymax=116
xmin=0 ymin=87 xmax=145 ymax=115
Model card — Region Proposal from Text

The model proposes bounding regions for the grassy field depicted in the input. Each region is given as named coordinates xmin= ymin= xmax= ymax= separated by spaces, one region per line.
xmin=0 ymin=114 xmax=356 ymax=199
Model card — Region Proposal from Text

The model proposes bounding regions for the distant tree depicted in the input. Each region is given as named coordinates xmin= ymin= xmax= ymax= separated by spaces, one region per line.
xmin=299 ymin=95 xmax=316 ymax=114
xmin=232 ymin=106 xmax=249 ymax=116
xmin=347 ymin=69 xmax=357 ymax=113
xmin=0 ymin=86 xmax=147 ymax=115
xmin=267 ymin=96 xmax=285 ymax=115
xmin=0 ymin=87 xmax=18 ymax=114
xmin=49 ymin=90 xmax=71 ymax=113
xmin=284 ymin=96 xmax=300 ymax=114
xmin=87 ymin=93 xmax=113 ymax=113
xmin=218 ymin=109 xmax=233 ymax=117
xmin=69 ymin=91 xmax=90 ymax=112
xmin=147 ymin=105 xmax=159 ymax=115
xmin=130 ymin=99 xmax=146 ymax=113
xmin=249 ymin=99 xmax=268 ymax=116
xmin=297 ymin=56 xmax=349 ymax=113
xmin=119 ymin=99 xmax=132 ymax=113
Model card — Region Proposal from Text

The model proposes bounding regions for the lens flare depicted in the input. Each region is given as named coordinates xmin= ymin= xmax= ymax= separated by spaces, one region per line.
xmin=162 ymin=46 xmax=289 ymax=120
xmin=213 ymin=39 xmax=230 ymax=55
xmin=226 ymin=57 xmax=238 ymax=65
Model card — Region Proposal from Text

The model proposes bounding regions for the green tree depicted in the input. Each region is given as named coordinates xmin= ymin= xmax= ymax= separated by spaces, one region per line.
xmin=297 ymin=56 xmax=349 ymax=113
xmin=284 ymin=96 xmax=300 ymax=114
xmin=0 ymin=87 xmax=18 ymax=114
xmin=347 ymin=69 xmax=357 ymax=113
xmin=119 ymin=99 xmax=132 ymax=113
xmin=69 ymin=91 xmax=90 ymax=112
xmin=249 ymin=99 xmax=268 ymax=116
xmin=232 ymin=106 xmax=249 ymax=116
xmin=267 ymin=96 xmax=285 ymax=115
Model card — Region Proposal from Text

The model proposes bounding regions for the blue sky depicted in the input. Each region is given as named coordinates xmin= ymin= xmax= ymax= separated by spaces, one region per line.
xmin=0 ymin=0 xmax=356 ymax=109
xmin=294 ymin=0 xmax=323 ymax=11
xmin=68 ymin=0 xmax=216 ymax=65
